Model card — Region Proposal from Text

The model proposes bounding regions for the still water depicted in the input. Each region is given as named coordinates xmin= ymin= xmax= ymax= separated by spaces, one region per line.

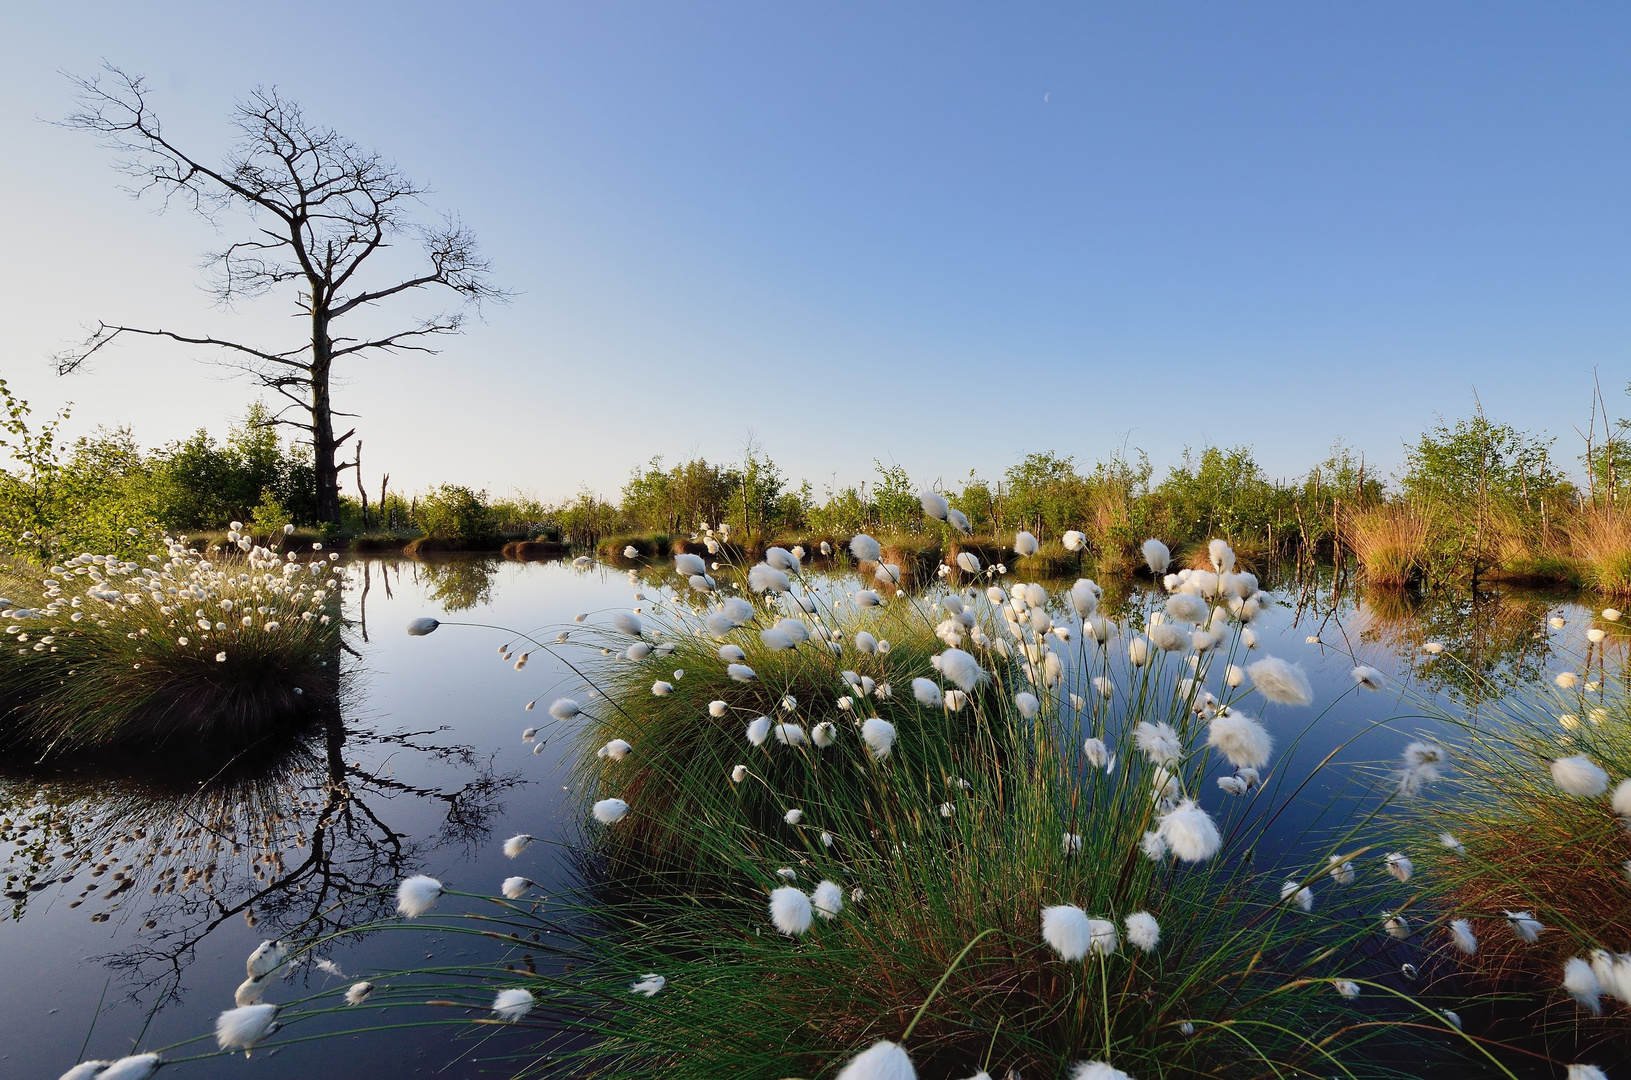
xmin=0 ymin=556 xmax=1592 ymax=1078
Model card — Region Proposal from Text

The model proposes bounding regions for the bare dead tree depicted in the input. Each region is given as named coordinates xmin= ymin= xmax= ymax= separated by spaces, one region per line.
xmin=55 ymin=65 xmax=505 ymax=524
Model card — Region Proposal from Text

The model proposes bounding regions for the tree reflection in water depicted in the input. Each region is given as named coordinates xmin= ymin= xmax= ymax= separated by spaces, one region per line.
xmin=0 ymin=705 xmax=521 ymax=1009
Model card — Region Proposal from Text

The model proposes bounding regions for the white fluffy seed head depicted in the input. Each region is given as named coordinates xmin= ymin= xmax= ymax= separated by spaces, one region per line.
xmin=812 ymin=879 xmax=844 ymax=920
xmin=1207 ymin=712 xmax=1272 ymax=769
xmin=592 ymin=798 xmax=630 ymax=824
xmin=1450 ymin=918 xmax=1477 ymax=955
xmin=746 ymin=716 xmax=772 ymax=745
xmin=1564 ymin=957 xmax=1604 ymax=1015
xmin=1246 ymin=656 xmax=1314 ymax=706
xmin=1041 ymin=904 xmax=1093 ymax=961
xmin=1142 ymin=538 xmax=1171 ymax=575
xmin=1071 ymin=1061 xmax=1133 ymax=1080
xmin=861 ymin=717 xmax=897 ymax=759
xmin=1014 ymin=531 xmax=1040 ymax=556
xmin=1125 ymin=911 xmax=1160 ymax=952
xmin=492 ymin=988 xmax=535 ymax=1021
xmin=834 ymin=1040 xmax=915 ymax=1080
xmin=849 ymin=534 xmax=882 ymax=563
xmin=396 ymin=875 xmax=443 ymax=917
xmin=1158 ymin=800 xmax=1221 ymax=862
xmin=216 ymin=1003 xmax=279 ymax=1051
xmin=769 ymin=886 xmax=813 ymax=935
xmin=502 ymin=876 xmax=529 ymax=899
xmin=1551 ymin=755 xmax=1609 ymax=797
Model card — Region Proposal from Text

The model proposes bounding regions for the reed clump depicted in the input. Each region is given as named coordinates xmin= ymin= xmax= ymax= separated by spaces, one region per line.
xmin=0 ymin=528 xmax=342 ymax=754
xmin=1344 ymin=505 xmax=1432 ymax=587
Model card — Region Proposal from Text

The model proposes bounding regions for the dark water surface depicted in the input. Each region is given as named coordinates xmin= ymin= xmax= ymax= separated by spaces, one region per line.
xmin=0 ymin=556 xmax=1600 ymax=1079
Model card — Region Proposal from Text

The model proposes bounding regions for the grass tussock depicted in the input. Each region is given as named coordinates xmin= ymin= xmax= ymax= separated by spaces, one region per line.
xmin=0 ymin=531 xmax=341 ymax=754
xmin=360 ymin=534 xmax=1489 ymax=1078
xmin=1572 ymin=509 xmax=1631 ymax=597
xmin=1345 ymin=505 xmax=1431 ymax=587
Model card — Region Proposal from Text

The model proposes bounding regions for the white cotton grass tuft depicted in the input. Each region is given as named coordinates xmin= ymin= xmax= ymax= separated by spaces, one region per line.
xmin=396 ymin=875 xmax=443 ymax=917
xmin=1127 ymin=636 xmax=1149 ymax=666
xmin=746 ymin=715 xmax=773 ymax=746
xmin=1384 ymin=913 xmax=1411 ymax=940
xmin=502 ymin=876 xmax=530 ymax=899
xmin=1334 ymin=980 xmax=1361 ymax=999
xmin=812 ymin=879 xmax=844 ymax=920
xmin=1505 ymin=910 xmax=1545 ymax=943
xmin=1564 ymin=957 xmax=1603 ymax=1014
xmin=784 ymin=807 xmax=803 ymax=824
xmin=1082 ymin=737 xmax=1110 ymax=768
xmin=748 ymin=564 xmax=792 ymax=593
xmin=216 ymin=1003 xmax=279 ymax=1052
xmin=1041 ymin=904 xmax=1093 ymax=961
xmin=764 ymin=546 xmax=800 ymax=572
xmin=1439 ymin=831 xmax=1466 ymax=855
xmin=1566 ymin=1066 xmax=1609 ymax=1080
xmin=345 ymin=981 xmax=374 ymax=1005
xmin=1014 ymin=531 xmax=1040 ymax=556
xmin=1148 ymin=622 xmax=1189 ymax=652
xmin=1125 ymin=911 xmax=1160 ymax=952
xmin=812 ymin=721 xmax=838 ymax=747
xmin=1014 ymin=692 xmax=1040 ymax=719
xmin=548 ymin=698 xmax=580 ymax=721
xmin=769 ymin=885 xmax=814 ymax=935
xmin=1143 ymin=538 xmax=1171 ymax=575
xmin=1087 ymin=918 xmax=1119 ymax=956
xmin=1134 ymin=721 xmax=1182 ymax=765
xmin=1551 ymin=755 xmax=1609 ymax=797
xmin=919 ymin=490 xmax=950 ymax=520
xmin=1207 ymin=712 xmax=1273 ymax=769
xmin=912 ymin=677 xmax=943 ymax=707
xmin=246 ymin=939 xmax=288 ymax=979
xmin=612 ymin=611 xmax=643 ymax=637
xmin=1384 ymin=852 xmax=1414 ymax=882
xmin=1280 ymin=880 xmax=1314 ymax=912
xmin=772 ymin=722 xmax=808 ymax=746
xmin=727 ymin=663 xmax=757 ymax=682
xmin=1062 ymin=832 xmax=1083 ymax=855
xmin=1245 ymin=656 xmax=1314 ymax=706
xmin=955 ymin=551 xmax=981 ymax=573
xmin=849 ymin=534 xmax=882 ymax=563
xmin=1070 ymin=1061 xmax=1133 ymax=1080
xmin=1141 ymin=830 xmax=1168 ymax=861
xmin=1351 ymin=665 xmax=1384 ymax=691
xmin=861 ymin=717 xmax=897 ymax=759
xmin=235 ymin=976 xmax=267 ymax=1006
xmin=630 ymin=973 xmax=667 ymax=997
xmin=1450 ymin=918 xmax=1478 ymax=955
xmin=709 ymin=699 xmax=728 ymax=717
xmin=1399 ymin=741 xmax=1447 ymax=795
xmin=936 ymin=647 xmax=988 ymax=691
xmin=731 ymin=764 xmax=748 ymax=783
xmin=1328 ymin=856 xmax=1356 ymax=885
xmin=759 ymin=628 xmax=795 ymax=651
xmin=675 ymin=553 xmax=707 ymax=576
xmin=834 ymin=1040 xmax=916 ymax=1080
xmin=1158 ymin=799 xmax=1222 ymax=862
xmin=492 ymin=988 xmax=535 ymax=1021
xmin=1063 ymin=529 xmax=1087 ymax=552
xmin=503 ymin=834 xmax=537 ymax=858
xmin=598 ymin=738 xmax=632 ymax=761
xmin=592 ymin=798 xmax=630 ymax=824
xmin=1070 ymin=578 xmax=1100 ymax=616
xmin=406 ymin=616 xmax=440 ymax=636
xmin=1166 ymin=592 xmax=1209 ymax=625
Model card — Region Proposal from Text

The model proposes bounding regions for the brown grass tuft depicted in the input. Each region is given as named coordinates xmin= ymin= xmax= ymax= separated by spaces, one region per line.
xmin=1343 ymin=505 xmax=1431 ymax=586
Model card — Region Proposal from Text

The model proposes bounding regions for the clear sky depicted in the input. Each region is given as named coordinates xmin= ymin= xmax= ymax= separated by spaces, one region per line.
xmin=1 ymin=3 xmax=1626 ymax=503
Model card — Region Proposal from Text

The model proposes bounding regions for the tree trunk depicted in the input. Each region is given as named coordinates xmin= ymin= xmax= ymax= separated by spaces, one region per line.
xmin=311 ymin=310 xmax=341 ymax=525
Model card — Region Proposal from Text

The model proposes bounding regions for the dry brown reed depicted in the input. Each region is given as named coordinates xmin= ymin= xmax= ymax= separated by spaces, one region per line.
xmin=1343 ymin=505 xmax=1431 ymax=586
xmin=1572 ymin=508 xmax=1631 ymax=597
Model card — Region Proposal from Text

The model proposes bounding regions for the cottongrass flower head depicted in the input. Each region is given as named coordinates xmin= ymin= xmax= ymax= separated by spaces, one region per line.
xmin=1041 ymin=904 xmax=1093 ymax=961
xmin=1166 ymin=592 xmax=1209 ymax=625
xmin=856 ymin=630 xmax=879 ymax=654
xmin=1208 ymin=537 xmax=1236 ymax=572
xmin=1383 ymin=913 xmax=1410 ymax=940
xmin=216 ymin=1003 xmax=279 ymax=1053
xmin=1134 ymin=721 xmax=1182 ymax=766
xmin=1149 ymin=622 xmax=1189 ymax=652
xmin=727 ymin=663 xmax=757 ymax=682
xmin=812 ymin=721 xmax=838 ymax=747
xmin=598 ymin=738 xmax=632 ymax=761
xmin=731 ymin=764 xmax=748 ymax=782
xmin=1245 ymin=656 xmax=1313 ymax=706
xmin=503 ymin=834 xmax=537 ymax=858
xmin=406 ymin=616 xmax=440 ymax=636
xmin=773 ymin=722 xmax=808 ymax=746
xmin=1450 ymin=918 xmax=1477 ymax=955
xmin=861 ymin=717 xmax=897 ymax=759
xmin=874 ymin=563 xmax=902 ymax=584
xmin=919 ymin=490 xmax=950 ymax=521
xmin=492 ymin=988 xmax=535 ymax=1021
xmin=1351 ymin=665 xmax=1384 ymax=691
xmin=784 ymin=807 xmax=804 ymax=824
xmin=1143 ymin=537 xmax=1171 ymax=575
xmin=396 ymin=875 xmax=443 ymax=917
xmin=1071 ymin=1061 xmax=1133 ymax=1080
xmin=1556 ymin=671 xmax=1581 ymax=689
xmin=1063 ymin=529 xmax=1087 ymax=552
xmin=1280 ymin=880 xmax=1314 ymax=911
xmin=748 ymin=564 xmax=791 ymax=594
xmin=1551 ymin=754 xmax=1609 ymax=797
xmin=1504 ymin=910 xmax=1545 ymax=943
xmin=1158 ymin=799 xmax=1221 ymax=862
xmin=746 ymin=715 xmax=773 ymax=746
xmin=630 ymin=973 xmax=666 ymax=997
xmin=1566 ymin=1067 xmax=1609 ymax=1080
xmin=1564 ymin=957 xmax=1603 ymax=1014
xmin=1398 ymin=741 xmax=1447 ymax=795
xmin=1384 ymin=852 xmax=1414 ymax=882
xmin=770 ymin=885 xmax=813 ymax=935
xmin=1088 ymin=917 xmax=1119 ymax=955
xmin=759 ymin=628 xmax=795 ymax=652
xmin=613 ymin=611 xmax=644 ymax=637
xmin=1127 ymin=636 xmax=1150 ymax=667
xmin=592 ymin=798 xmax=630 ymax=824
xmin=1014 ymin=530 xmax=1040 ymax=556
xmin=764 ymin=546 xmax=800 ymax=572
xmin=1334 ymin=980 xmax=1361 ymax=999
xmin=834 ymin=1040 xmax=915 ymax=1080
xmin=1070 ymin=577 xmax=1100 ymax=616
xmin=1207 ymin=711 xmax=1272 ymax=769
xmin=246 ymin=939 xmax=288 ymax=979
xmin=935 ymin=647 xmax=988 ymax=692
xmin=675 ymin=552 xmax=707 ymax=576
xmin=1014 ymin=691 xmax=1040 ymax=719
xmin=955 ymin=551 xmax=981 ymax=573
xmin=1083 ymin=737 xmax=1110 ymax=768
xmin=1328 ymin=856 xmax=1355 ymax=885
xmin=912 ymin=677 xmax=943 ymax=707
xmin=849 ymin=534 xmax=882 ymax=563
xmin=548 ymin=698 xmax=580 ymax=721
xmin=1062 ymin=832 xmax=1083 ymax=855
xmin=235 ymin=976 xmax=267 ymax=1007
xmin=812 ymin=879 xmax=844 ymax=919
xmin=1141 ymin=830 xmax=1168 ymax=861
xmin=502 ymin=876 xmax=530 ymax=899
xmin=345 ymin=981 xmax=374 ymax=1005
xmin=1125 ymin=911 xmax=1160 ymax=952
xmin=1439 ymin=831 xmax=1466 ymax=855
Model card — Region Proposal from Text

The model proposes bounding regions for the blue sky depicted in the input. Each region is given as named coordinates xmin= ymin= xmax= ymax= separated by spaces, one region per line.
xmin=1 ymin=3 xmax=1626 ymax=502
